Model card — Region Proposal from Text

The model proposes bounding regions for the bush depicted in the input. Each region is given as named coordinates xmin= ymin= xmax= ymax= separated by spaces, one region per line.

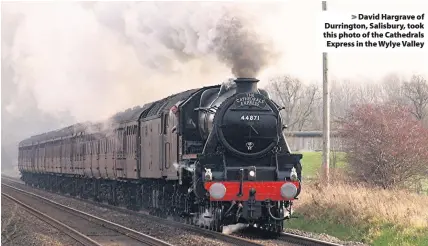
xmin=338 ymin=104 xmax=428 ymax=189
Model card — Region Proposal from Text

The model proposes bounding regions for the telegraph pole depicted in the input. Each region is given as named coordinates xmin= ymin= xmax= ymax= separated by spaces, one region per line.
xmin=322 ymin=0 xmax=330 ymax=183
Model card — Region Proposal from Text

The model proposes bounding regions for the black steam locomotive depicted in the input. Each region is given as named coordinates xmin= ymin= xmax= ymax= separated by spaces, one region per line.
xmin=18 ymin=77 xmax=302 ymax=234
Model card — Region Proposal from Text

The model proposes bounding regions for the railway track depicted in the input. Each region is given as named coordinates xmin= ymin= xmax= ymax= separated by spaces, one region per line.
xmin=2 ymin=176 xmax=343 ymax=246
xmin=2 ymin=192 xmax=101 ymax=246
xmin=1 ymin=183 xmax=172 ymax=246
xmin=1 ymin=177 xmax=265 ymax=246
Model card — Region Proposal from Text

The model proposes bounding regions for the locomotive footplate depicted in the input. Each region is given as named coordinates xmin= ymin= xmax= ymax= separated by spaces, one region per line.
xmin=204 ymin=181 xmax=300 ymax=201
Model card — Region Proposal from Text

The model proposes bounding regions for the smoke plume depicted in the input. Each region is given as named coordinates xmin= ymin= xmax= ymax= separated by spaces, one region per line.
xmin=213 ymin=11 xmax=277 ymax=78
xmin=1 ymin=2 xmax=283 ymax=171
xmin=87 ymin=2 xmax=277 ymax=78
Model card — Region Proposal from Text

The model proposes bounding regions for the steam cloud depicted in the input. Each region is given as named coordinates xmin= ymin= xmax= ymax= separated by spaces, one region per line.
xmin=1 ymin=2 xmax=283 ymax=171
xmin=222 ymin=223 xmax=248 ymax=235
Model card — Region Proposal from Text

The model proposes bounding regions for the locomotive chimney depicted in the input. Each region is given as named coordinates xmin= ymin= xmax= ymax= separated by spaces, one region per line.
xmin=234 ymin=78 xmax=259 ymax=93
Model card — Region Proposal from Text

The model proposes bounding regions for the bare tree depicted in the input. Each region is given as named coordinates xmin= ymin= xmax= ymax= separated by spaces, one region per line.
xmin=266 ymin=75 xmax=321 ymax=131
xmin=381 ymin=73 xmax=407 ymax=105
xmin=356 ymin=82 xmax=385 ymax=104
xmin=330 ymin=79 xmax=359 ymax=120
xmin=266 ymin=73 xmax=428 ymax=132
xmin=402 ymin=75 xmax=428 ymax=121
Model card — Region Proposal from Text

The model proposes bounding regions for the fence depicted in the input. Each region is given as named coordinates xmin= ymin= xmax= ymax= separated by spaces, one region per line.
xmin=284 ymin=131 xmax=343 ymax=152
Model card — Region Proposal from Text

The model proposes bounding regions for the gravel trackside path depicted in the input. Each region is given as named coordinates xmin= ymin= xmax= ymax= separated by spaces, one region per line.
xmin=1 ymin=196 xmax=80 ymax=246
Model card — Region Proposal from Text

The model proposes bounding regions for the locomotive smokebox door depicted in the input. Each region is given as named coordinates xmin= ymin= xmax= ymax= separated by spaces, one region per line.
xmin=215 ymin=90 xmax=280 ymax=158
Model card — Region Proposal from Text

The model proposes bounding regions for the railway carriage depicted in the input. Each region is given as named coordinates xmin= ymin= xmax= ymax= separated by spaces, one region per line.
xmin=18 ymin=77 xmax=302 ymax=234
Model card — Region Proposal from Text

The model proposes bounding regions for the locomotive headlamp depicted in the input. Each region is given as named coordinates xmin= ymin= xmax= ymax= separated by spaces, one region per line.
xmin=248 ymin=166 xmax=256 ymax=181
xmin=280 ymin=183 xmax=298 ymax=200
xmin=209 ymin=183 xmax=226 ymax=199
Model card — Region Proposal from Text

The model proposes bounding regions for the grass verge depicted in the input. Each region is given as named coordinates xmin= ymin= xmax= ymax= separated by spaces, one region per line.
xmin=298 ymin=151 xmax=347 ymax=179
xmin=287 ymin=180 xmax=428 ymax=245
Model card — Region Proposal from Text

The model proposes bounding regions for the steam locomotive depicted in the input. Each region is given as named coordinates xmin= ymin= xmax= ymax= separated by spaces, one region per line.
xmin=18 ymin=77 xmax=302 ymax=234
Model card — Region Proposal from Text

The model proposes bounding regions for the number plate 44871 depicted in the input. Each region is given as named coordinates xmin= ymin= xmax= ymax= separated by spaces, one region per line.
xmin=240 ymin=115 xmax=260 ymax=121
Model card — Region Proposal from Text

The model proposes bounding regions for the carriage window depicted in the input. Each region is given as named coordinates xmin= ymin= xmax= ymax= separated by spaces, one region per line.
xmin=163 ymin=115 xmax=168 ymax=135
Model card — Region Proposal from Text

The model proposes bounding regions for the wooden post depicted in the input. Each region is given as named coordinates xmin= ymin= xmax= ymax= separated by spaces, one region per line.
xmin=322 ymin=0 xmax=330 ymax=183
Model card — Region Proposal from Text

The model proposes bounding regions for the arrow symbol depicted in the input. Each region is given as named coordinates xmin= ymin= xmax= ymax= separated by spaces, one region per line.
xmin=352 ymin=14 xmax=356 ymax=19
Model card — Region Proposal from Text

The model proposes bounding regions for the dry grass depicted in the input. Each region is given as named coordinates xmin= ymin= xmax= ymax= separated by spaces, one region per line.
xmin=295 ymin=176 xmax=428 ymax=229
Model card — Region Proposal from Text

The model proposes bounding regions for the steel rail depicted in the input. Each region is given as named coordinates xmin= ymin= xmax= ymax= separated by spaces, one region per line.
xmin=2 ymin=193 xmax=102 ymax=246
xmin=2 ymin=183 xmax=172 ymax=246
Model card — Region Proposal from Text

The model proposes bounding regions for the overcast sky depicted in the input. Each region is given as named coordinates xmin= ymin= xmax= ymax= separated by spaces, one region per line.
xmin=2 ymin=0 xmax=427 ymax=121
